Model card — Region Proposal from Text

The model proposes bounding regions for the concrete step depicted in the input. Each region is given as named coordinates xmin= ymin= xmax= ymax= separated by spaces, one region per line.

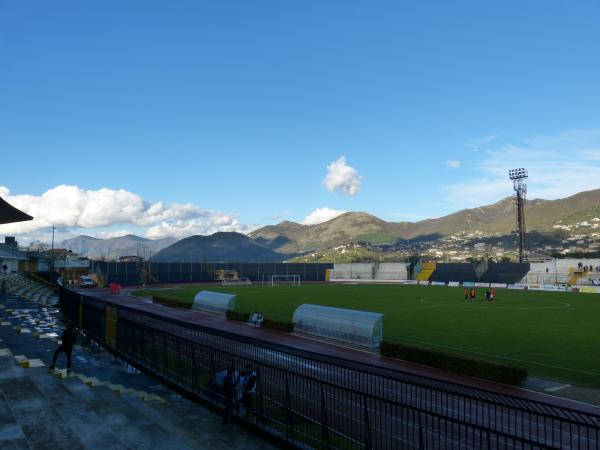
xmin=60 ymin=378 xmax=182 ymax=449
xmin=0 ymin=389 xmax=29 ymax=449
xmin=92 ymin=385 xmax=204 ymax=449
xmin=120 ymin=392 xmax=218 ymax=449
xmin=3 ymin=352 xmax=190 ymax=449
xmin=27 ymin=370 xmax=129 ymax=450
xmin=0 ymin=370 xmax=85 ymax=449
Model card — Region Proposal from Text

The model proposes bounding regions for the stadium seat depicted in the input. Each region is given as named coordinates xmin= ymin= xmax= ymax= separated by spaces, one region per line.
xmin=479 ymin=263 xmax=530 ymax=284
xmin=428 ymin=263 xmax=474 ymax=283
xmin=416 ymin=262 xmax=436 ymax=281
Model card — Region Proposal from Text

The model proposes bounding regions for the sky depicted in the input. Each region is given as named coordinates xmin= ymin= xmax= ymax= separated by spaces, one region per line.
xmin=1 ymin=1 xmax=600 ymax=244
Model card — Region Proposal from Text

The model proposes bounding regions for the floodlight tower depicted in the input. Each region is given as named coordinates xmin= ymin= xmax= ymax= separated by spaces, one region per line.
xmin=508 ymin=168 xmax=528 ymax=263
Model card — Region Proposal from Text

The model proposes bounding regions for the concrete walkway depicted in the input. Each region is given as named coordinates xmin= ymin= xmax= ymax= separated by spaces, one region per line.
xmin=0 ymin=277 xmax=276 ymax=450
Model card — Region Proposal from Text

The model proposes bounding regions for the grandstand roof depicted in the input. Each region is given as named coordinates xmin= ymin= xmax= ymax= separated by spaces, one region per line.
xmin=0 ymin=196 xmax=33 ymax=225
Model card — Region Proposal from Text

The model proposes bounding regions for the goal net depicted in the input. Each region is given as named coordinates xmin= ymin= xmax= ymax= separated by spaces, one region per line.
xmin=266 ymin=274 xmax=302 ymax=287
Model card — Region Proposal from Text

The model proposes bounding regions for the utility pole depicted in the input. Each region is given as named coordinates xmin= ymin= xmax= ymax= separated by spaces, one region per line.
xmin=50 ymin=224 xmax=55 ymax=283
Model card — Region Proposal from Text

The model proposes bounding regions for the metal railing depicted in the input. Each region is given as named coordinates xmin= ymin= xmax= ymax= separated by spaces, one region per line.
xmin=60 ymin=287 xmax=600 ymax=449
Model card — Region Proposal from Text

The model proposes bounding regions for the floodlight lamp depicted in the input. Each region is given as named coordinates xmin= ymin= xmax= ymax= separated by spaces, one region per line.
xmin=508 ymin=168 xmax=528 ymax=180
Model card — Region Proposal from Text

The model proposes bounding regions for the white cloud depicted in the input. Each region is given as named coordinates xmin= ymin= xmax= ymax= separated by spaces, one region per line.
xmin=302 ymin=207 xmax=346 ymax=225
xmin=0 ymin=184 xmax=250 ymax=240
xmin=444 ymin=128 xmax=600 ymax=208
xmin=467 ymin=134 xmax=498 ymax=152
xmin=145 ymin=217 xmax=251 ymax=239
xmin=323 ymin=156 xmax=362 ymax=196
xmin=446 ymin=160 xmax=461 ymax=169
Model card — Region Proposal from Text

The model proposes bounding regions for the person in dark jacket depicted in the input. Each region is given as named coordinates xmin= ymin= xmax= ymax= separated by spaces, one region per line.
xmin=222 ymin=367 xmax=237 ymax=425
xmin=49 ymin=324 xmax=78 ymax=371
xmin=241 ymin=364 xmax=257 ymax=418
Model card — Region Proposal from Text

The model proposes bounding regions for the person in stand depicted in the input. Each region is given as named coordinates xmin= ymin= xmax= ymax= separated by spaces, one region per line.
xmin=470 ymin=287 xmax=476 ymax=302
xmin=1 ymin=264 xmax=7 ymax=298
xmin=49 ymin=323 xmax=78 ymax=372
xmin=222 ymin=367 xmax=237 ymax=425
xmin=241 ymin=364 xmax=257 ymax=418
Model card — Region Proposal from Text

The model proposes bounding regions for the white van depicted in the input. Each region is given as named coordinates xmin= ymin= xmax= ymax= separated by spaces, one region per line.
xmin=79 ymin=275 xmax=97 ymax=288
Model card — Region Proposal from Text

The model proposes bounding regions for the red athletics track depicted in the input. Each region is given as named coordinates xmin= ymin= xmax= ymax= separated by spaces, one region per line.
xmin=76 ymin=286 xmax=600 ymax=417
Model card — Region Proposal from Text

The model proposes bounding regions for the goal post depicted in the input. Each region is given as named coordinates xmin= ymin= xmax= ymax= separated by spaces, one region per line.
xmin=267 ymin=274 xmax=302 ymax=287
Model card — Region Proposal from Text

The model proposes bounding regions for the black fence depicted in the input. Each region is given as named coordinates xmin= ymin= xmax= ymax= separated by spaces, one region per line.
xmin=60 ymin=287 xmax=600 ymax=449
xmin=88 ymin=261 xmax=333 ymax=285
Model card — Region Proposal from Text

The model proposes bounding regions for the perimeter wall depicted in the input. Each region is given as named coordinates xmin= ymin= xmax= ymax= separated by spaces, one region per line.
xmin=88 ymin=261 xmax=333 ymax=285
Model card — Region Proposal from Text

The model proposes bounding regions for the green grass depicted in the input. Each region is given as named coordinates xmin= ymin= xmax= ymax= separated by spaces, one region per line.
xmin=132 ymin=284 xmax=600 ymax=387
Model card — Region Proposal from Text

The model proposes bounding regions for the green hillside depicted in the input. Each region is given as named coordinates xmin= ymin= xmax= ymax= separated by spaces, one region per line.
xmin=249 ymin=189 xmax=600 ymax=253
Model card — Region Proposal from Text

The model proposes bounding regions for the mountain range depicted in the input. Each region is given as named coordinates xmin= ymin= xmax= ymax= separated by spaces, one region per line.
xmin=150 ymin=232 xmax=283 ymax=262
xmin=59 ymin=234 xmax=177 ymax=259
xmin=250 ymin=189 xmax=600 ymax=253
xmin=60 ymin=189 xmax=600 ymax=261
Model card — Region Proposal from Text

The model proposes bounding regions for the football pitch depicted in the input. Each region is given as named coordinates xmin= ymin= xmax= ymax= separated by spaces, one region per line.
xmin=133 ymin=283 xmax=600 ymax=387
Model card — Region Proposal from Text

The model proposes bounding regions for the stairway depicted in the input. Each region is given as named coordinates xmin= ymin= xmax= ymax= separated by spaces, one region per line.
xmin=568 ymin=268 xmax=585 ymax=286
xmin=1 ymin=348 xmax=194 ymax=449
xmin=0 ymin=277 xmax=273 ymax=450
xmin=0 ymin=346 xmax=270 ymax=450
xmin=3 ymin=275 xmax=59 ymax=307
xmin=416 ymin=262 xmax=436 ymax=281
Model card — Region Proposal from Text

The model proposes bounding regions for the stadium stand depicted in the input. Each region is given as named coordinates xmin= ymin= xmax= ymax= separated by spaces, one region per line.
xmin=374 ymin=262 xmax=409 ymax=280
xmin=415 ymin=261 xmax=436 ymax=281
xmin=479 ymin=263 xmax=530 ymax=284
xmin=331 ymin=263 xmax=376 ymax=280
xmin=522 ymin=258 xmax=600 ymax=285
xmin=568 ymin=268 xmax=584 ymax=286
xmin=330 ymin=262 xmax=409 ymax=281
xmin=428 ymin=263 xmax=474 ymax=283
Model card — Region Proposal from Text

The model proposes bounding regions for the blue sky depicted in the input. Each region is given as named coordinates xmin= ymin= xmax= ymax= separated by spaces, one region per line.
xmin=1 ymin=1 xmax=600 ymax=242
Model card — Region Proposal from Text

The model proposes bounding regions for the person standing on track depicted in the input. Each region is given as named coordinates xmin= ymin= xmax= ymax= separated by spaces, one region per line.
xmin=222 ymin=367 xmax=238 ymax=425
xmin=49 ymin=323 xmax=78 ymax=372
xmin=241 ymin=364 xmax=257 ymax=418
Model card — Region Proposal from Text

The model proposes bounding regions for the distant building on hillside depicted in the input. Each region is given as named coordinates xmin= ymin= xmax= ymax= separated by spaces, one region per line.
xmin=51 ymin=250 xmax=90 ymax=283
xmin=0 ymin=244 xmax=27 ymax=273
xmin=118 ymin=255 xmax=144 ymax=263
xmin=4 ymin=236 xmax=18 ymax=248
